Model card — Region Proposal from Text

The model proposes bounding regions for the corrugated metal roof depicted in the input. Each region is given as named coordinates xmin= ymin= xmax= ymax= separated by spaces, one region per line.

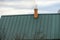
xmin=0 ymin=14 xmax=60 ymax=40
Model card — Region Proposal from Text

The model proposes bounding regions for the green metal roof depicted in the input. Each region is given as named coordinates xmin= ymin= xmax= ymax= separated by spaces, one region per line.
xmin=0 ymin=14 xmax=60 ymax=40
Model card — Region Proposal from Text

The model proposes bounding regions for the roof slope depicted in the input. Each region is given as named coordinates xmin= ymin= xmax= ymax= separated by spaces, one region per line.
xmin=0 ymin=14 xmax=60 ymax=40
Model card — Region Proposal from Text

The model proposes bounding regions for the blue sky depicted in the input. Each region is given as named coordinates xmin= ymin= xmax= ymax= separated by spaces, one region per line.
xmin=0 ymin=0 xmax=60 ymax=15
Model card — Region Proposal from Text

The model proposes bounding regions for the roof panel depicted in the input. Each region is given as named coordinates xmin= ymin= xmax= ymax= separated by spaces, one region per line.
xmin=0 ymin=14 xmax=60 ymax=40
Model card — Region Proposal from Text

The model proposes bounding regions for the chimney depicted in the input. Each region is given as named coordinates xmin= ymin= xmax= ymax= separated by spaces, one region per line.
xmin=34 ymin=0 xmax=38 ymax=19
xmin=34 ymin=8 xmax=38 ymax=18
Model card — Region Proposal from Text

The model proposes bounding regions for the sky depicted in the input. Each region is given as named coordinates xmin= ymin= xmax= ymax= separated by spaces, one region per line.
xmin=0 ymin=0 xmax=60 ymax=16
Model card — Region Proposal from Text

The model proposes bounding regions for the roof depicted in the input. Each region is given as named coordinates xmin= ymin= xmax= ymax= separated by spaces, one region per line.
xmin=0 ymin=14 xmax=60 ymax=40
